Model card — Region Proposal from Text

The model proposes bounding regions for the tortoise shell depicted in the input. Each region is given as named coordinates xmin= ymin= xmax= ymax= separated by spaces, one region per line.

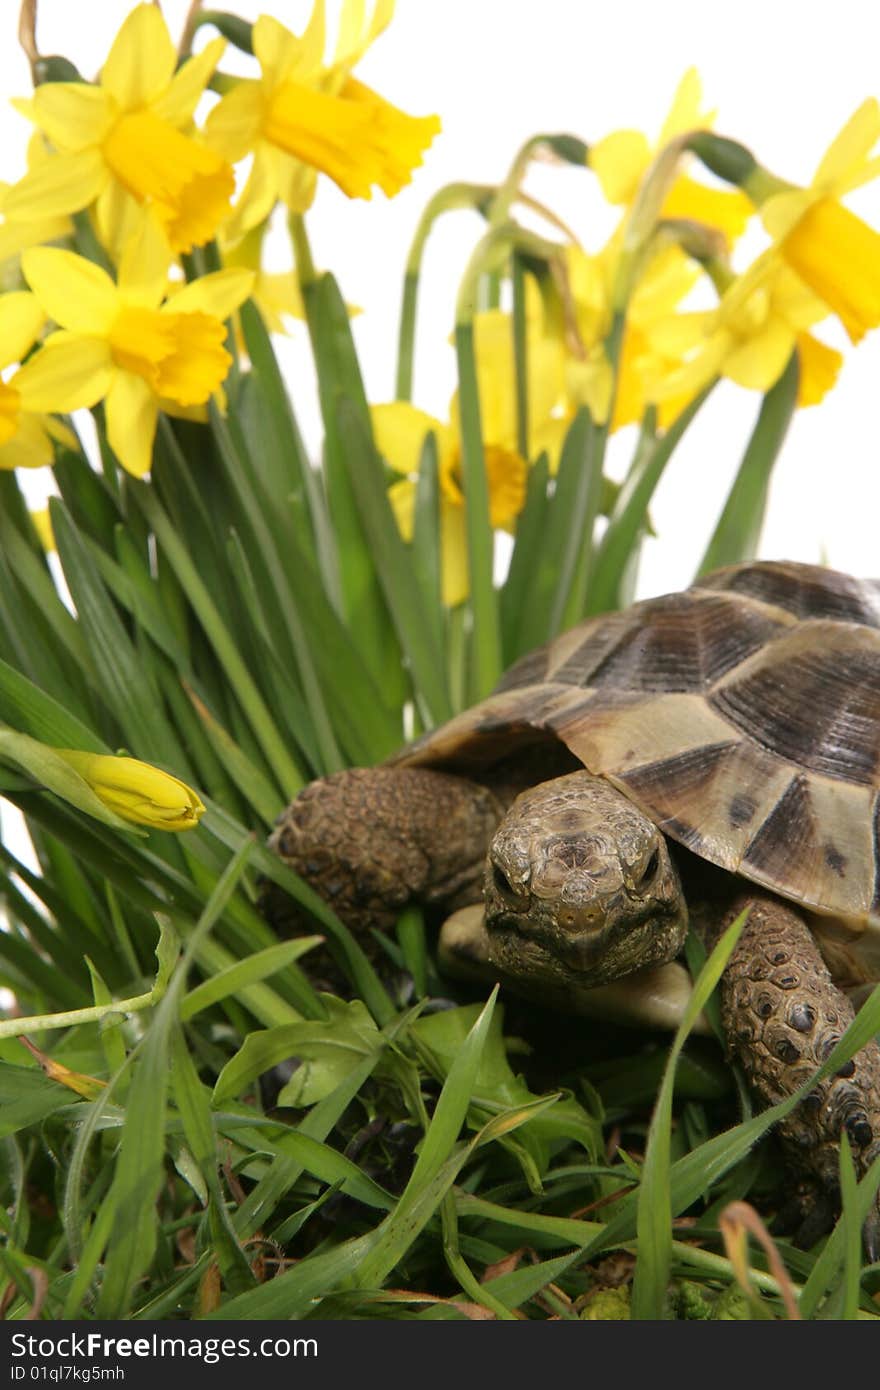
xmin=397 ymin=561 xmax=880 ymax=975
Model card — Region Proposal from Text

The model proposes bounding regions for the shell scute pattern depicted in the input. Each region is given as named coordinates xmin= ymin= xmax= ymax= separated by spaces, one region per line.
xmin=398 ymin=562 xmax=880 ymax=947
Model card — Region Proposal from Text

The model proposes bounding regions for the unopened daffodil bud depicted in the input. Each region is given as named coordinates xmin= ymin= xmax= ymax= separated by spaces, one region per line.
xmin=54 ymin=750 xmax=205 ymax=831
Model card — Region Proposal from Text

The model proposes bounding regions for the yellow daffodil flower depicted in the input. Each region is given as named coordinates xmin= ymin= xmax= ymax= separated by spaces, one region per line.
xmin=3 ymin=5 xmax=232 ymax=257
xmin=222 ymin=224 xmax=307 ymax=336
xmin=205 ymin=2 xmax=441 ymax=238
xmin=0 ymin=138 xmax=72 ymax=288
xmin=564 ymin=239 xmax=701 ymax=429
xmin=15 ymin=220 xmax=254 ymax=477
xmin=645 ymin=258 xmax=842 ymax=407
xmin=373 ymin=306 xmax=566 ymax=606
xmin=589 ymin=70 xmax=752 ymax=243
xmin=54 ymin=749 xmax=205 ymax=831
xmin=758 ymin=100 xmax=880 ymax=342
xmin=0 ymin=290 xmax=76 ymax=469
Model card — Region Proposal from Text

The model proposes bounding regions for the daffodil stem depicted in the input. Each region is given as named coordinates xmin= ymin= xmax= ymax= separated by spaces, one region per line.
xmin=289 ymin=212 xmax=317 ymax=289
xmin=395 ymin=272 xmax=419 ymax=401
xmin=490 ymin=133 xmax=590 ymax=229
xmin=454 ymin=322 xmax=502 ymax=701
xmin=395 ymin=183 xmax=495 ymax=401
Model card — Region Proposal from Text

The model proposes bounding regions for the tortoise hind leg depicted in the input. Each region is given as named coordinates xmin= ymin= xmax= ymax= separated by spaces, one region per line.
xmin=263 ymin=766 xmax=504 ymax=936
xmin=711 ymin=894 xmax=880 ymax=1256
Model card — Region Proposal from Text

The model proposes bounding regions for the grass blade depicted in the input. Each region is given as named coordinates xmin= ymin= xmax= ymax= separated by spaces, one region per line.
xmin=631 ymin=910 xmax=748 ymax=1319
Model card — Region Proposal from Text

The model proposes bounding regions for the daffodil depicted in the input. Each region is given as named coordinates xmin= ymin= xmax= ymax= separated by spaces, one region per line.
xmin=0 ymin=138 xmax=72 ymax=289
xmin=15 ymin=220 xmax=254 ymax=477
xmin=373 ymin=306 xmax=565 ymax=606
xmin=205 ymin=3 xmax=441 ymax=238
xmin=589 ymin=70 xmax=752 ymax=243
xmin=0 ymin=290 xmax=76 ymax=470
xmin=564 ymin=238 xmax=701 ymax=429
xmin=3 ymin=5 xmax=232 ymax=258
xmin=54 ymin=749 xmax=205 ymax=831
xmin=645 ymin=258 xmax=842 ymax=407
xmin=757 ymin=100 xmax=880 ymax=342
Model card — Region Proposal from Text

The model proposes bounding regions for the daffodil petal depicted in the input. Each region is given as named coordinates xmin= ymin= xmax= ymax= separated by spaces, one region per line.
xmin=589 ymin=129 xmax=651 ymax=205
xmin=796 ymin=331 xmax=843 ymax=407
xmin=22 ymin=247 xmax=118 ymax=333
xmin=224 ymin=142 xmax=283 ymax=239
xmin=439 ymin=498 xmax=468 ymax=608
xmin=723 ymin=321 xmax=795 ymax=391
xmin=2 ymin=149 xmax=107 ymax=223
xmin=372 ymin=401 xmax=449 ymax=476
xmin=253 ymin=14 xmax=311 ymax=88
xmin=649 ymin=332 xmax=728 ymax=402
xmin=44 ymin=416 xmax=78 ymax=449
xmin=661 ymin=176 xmax=753 ymax=242
xmin=297 ymin=0 xmax=327 ymax=76
xmin=90 ymin=179 xmax=127 ymax=262
xmin=387 ymin=476 xmax=415 ymax=539
xmin=105 ymin=371 xmax=158 ymax=477
xmin=170 ymin=268 xmax=255 ymax=320
xmin=153 ymin=36 xmax=227 ymax=127
xmin=0 ymin=292 xmax=45 ymax=370
xmin=30 ymin=505 xmax=55 ymax=549
xmin=647 ymin=310 xmax=713 ymax=355
xmin=30 ymin=83 xmax=115 ymax=152
xmin=760 ymin=189 xmax=814 ymax=241
xmin=0 ymin=411 xmax=54 ymax=470
xmin=14 ymin=332 xmax=113 ymax=412
xmin=335 ymin=0 xmax=395 ymax=69
xmin=835 ymin=153 xmax=880 ymax=197
xmin=659 ymin=68 xmax=709 ymax=143
xmin=277 ymin=147 xmax=319 ymax=216
xmin=0 ymin=209 xmax=71 ymax=266
xmin=100 ymin=3 xmax=177 ymax=110
xmin=204 ymin=82 xmax=266 ymax=164
xmin=117 ymin=215 xmax=171 ymax=309
xmin=813 ymin=98 xmax=880 ymax=190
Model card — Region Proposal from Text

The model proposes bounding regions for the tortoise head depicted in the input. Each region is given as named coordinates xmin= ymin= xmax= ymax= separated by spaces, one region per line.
xmin=484 ymin=771 xmax=688 ymax=990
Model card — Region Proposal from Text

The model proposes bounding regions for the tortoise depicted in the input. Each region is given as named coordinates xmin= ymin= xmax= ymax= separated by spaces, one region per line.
xmin=267 ymin=559 xmax=880 ymax=1250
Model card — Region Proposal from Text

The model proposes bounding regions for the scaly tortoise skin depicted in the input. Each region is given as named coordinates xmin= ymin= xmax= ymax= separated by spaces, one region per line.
xmin=267 ymin=560 xmax=880 ymax=1250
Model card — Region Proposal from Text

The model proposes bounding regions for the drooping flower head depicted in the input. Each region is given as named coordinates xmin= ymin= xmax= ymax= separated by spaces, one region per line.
xmin=589 ymin=70 xmax=753 ymax=244
xmin=645 ymin=257 xmax=842 ymax=408
xmin=205 ymin=2 xmax=441 ymax=239
xmin=758 ymin=100 xmax=880 ymax=342
xmin=4 ymin=5 xmax=233 ymax=258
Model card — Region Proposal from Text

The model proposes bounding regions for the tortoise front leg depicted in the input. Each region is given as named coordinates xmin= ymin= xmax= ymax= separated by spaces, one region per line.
xmin=711 ymin=894 xmax=880 ymax=1256
xmin=263 ymin=766 xmax=504 ymax=936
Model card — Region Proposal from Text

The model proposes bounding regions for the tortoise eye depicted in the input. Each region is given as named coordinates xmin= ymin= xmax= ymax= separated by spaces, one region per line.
xmin=492 ymin=863 xmax=517 ymax=899
xmin=636 ymin=848 xmax=660 ymax=890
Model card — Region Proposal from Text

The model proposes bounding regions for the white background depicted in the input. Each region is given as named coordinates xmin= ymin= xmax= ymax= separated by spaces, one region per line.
xmin=1 ymin=0 xmax=880 ymax=600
